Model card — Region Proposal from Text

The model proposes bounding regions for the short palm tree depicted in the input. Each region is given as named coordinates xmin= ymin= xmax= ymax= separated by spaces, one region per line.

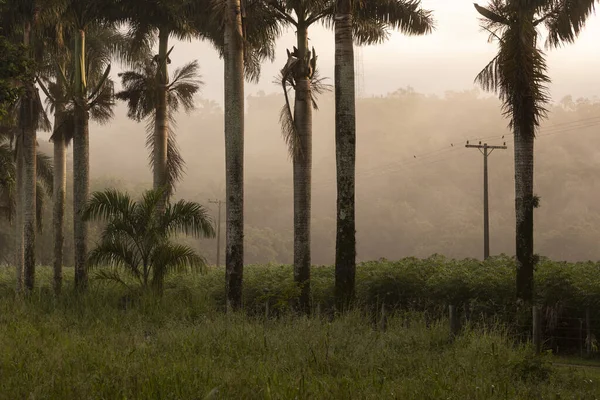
xmin=332 ymin=0 xmax=434 ymax=309
xmin=474 ymin=0 xmax=596 ymax=302
xmin=115 ymin=59 xmax=203 ymax=196
xmin=82 ymin=188 xmax=215 ymax=294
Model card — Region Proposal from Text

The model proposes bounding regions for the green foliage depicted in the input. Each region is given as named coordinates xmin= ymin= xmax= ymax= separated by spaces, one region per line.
xmin=1 ymin=269 xmax=600 ymax=398
xmin=82 ymin=188 xmax=215 ymax=294
xmin=0 ymin=35 xmax=32 ymax=120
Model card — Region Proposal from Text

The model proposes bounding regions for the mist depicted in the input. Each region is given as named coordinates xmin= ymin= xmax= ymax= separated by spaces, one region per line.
xmin=23 ymin=87 xmax=599 ymax=267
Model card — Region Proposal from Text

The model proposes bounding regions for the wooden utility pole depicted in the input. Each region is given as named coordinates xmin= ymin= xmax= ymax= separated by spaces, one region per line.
xmin=465 ymin=141 xmax=507 ymax=260
xmin=209 ymin=199 xmax=223 ymax=267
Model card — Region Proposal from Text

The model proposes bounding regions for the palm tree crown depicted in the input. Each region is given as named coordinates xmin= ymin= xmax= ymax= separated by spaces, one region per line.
xmin=116 ymin=59 xmax=203 ymax=195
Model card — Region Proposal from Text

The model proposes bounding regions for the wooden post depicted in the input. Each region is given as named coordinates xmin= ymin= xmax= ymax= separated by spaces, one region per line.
xmin=532 ymin=306 xmax=541 ymax=354
xmin=580 ymin=317 xmax=584 ymax=358
xmin=449 ymin=305 xmax=460 ymax=339
xmin=264 ymin=301 xmax=269 ymax=320
xmin=586 ymin=308 xmax=592 ymax=356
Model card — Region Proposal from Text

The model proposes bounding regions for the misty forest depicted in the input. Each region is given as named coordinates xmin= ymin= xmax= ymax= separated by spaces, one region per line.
xmin=1 ymin=0 xmax=600 ymax=398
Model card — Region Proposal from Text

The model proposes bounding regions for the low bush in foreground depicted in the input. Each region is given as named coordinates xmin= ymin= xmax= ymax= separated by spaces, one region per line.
xmin=1 ymin=291 xmax=599 ymax=399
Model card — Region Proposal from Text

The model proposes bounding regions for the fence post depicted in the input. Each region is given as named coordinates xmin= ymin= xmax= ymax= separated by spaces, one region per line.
xmin=265 ymin=301 xmax=269 ymax=320
xmin=580 ymin=317 xmax=584 ymax=358
xmin=449 ymin=305 xmax=460 ymax=339
xmin=586 ymin=308 xmax=592 ymax=356
xmin=532 ymin=306 xmax=541 ymax=354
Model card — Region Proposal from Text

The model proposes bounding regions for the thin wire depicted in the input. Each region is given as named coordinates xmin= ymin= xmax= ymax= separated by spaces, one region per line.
xmin=276 ymin=113 xmax=600 ymax=194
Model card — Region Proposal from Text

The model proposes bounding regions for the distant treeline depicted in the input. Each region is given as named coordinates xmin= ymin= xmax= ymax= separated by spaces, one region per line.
xmin=2 ymin=89 xmax=599 ymax=265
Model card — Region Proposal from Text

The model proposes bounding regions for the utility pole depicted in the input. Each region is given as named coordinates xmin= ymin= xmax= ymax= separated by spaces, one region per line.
xmin=465 ymin=141 xmax=507 ymax=260
xmin=209 ymin=199 xmax=223 ymax=267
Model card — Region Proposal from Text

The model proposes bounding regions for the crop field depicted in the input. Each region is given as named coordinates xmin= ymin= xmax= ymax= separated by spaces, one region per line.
xmin=1 ymin=257 xmax=600 ymax=399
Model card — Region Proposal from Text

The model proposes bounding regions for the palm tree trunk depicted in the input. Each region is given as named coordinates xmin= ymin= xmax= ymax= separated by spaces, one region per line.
xmin=73 ymin=29 xmax=89 ymax=290
xmin=14 ymin=135 xmax=24 ymax=292
xmin=22 ymin=21 xmax=36 ymax=292
xmin=23 ymin=84 xmax=37 ymax=291
xmin=154 ymin=28 xmax=169 ymax=209
xmin=224 ymin=0 xmax=245 ymax=310
xmin=293 ymin=26 xmax=312 ymax=313
xmin=334 ymin=0 xmax=356 ymax=311
xmin=52 ymin=105 xmax=66 ymax=295
xmin=514 ymin=124 xmax=535 ymax=302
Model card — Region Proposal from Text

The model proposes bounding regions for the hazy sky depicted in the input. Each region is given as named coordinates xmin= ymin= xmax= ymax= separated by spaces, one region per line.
xmin=157 ymin=0 xmax=600 ymax=105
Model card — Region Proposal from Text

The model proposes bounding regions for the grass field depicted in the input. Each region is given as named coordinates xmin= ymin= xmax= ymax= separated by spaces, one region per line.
xmin=1 ymin=265 xmax=600 ymax=399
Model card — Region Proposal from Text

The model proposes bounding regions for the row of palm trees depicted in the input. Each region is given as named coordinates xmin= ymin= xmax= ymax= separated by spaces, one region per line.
xmin=1 ymin=0 xmax=596 ymax=309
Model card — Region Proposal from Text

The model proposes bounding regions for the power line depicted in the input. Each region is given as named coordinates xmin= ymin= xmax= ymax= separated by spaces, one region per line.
xmin=274 ymin=114 xmax=599 ymax=194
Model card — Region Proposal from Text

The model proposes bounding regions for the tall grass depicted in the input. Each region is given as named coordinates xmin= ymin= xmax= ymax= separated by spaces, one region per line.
xmin=1 ymin=293 xmax=600 ymax=399
xmin=1 ymin=261 xmax=600 ymax=398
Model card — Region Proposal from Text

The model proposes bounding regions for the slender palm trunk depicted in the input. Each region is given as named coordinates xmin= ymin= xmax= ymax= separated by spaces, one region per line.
xmin=53 ymin=32 xmax=66 ymax=296
xmin=293 ymin=25 xmax=312 ymax=313
xmin=14 ymin=134 xmax=24 ymax=292
xmin=23 ymin=84 xmax=36 ymax=291
xmin=514 ymin=124 xmax=534 ymax=301
xmin=73 ymin=29 xmax=89 ymax=290
xmin=52 ymin=104 xmax=66 ymax=295
xmin=224 ymin=0 xmax=245 ymax=310
xmin=22 ymin=21 xmax=36 ymax=291
xmin=154 ymin=28 xmax=169 ymax=209
xmin=334 ymin=1 xmax=356 ymax=311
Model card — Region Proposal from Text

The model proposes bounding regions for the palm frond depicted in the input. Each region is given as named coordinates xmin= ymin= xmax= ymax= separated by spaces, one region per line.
xmin=150 ymin=242 xmax=206 ymax=289
xmin=475 ymin=4 xmax=551 ymax=134
xmin=322 ymin=0 xmax=435 ymax=45
xmin=35 ymin=150 xmax=53 ymax=196
xmin=91 ymin=268 xmax=135 ymax=291
xmin=160 ymin=200 xmax=215 ymax=238
xmin=89 ymin=78 xmax=115 ymax=124
xmin=167 ymin=60 xmax=203 ymax=114
xmin=544 ymin=0 xmax=597 ymax=48
xmin=82 ymin=189 xmax=135 ymax=222
xmin=115 ymin=63 xmax=157 ymax=122
xmin=87 ymin=239 xmax=143 ymax=283
xmin=136 ymin=187 xmax=168 ymax=222
xmin=144 ymin=118 xmax=186 ymax=195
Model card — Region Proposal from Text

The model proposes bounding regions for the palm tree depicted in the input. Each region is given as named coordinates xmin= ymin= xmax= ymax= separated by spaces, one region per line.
xmin=55 ymin=0 xmax=142 ymax=290
xmin=474 ymin=0 xmax=596 ymax=302
xmin=82 ymin=188 xmax=215 ymax=294
xmin=117 ymin=0 xmax=210 ymax=214
xmin=332 ymin=0 xmax=434 ymax=309
xmin=269 ymin=0 xmax=434 ymax=312
xmin=194 ymin=0 xmax=281 ymax=310
xmin=39 ymin=22 xmax=124 ymax=294
xmin=0 ymin=0 xmax=57 ymax=291
xmin=115 ymin=59 xmax=203 ymax=196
